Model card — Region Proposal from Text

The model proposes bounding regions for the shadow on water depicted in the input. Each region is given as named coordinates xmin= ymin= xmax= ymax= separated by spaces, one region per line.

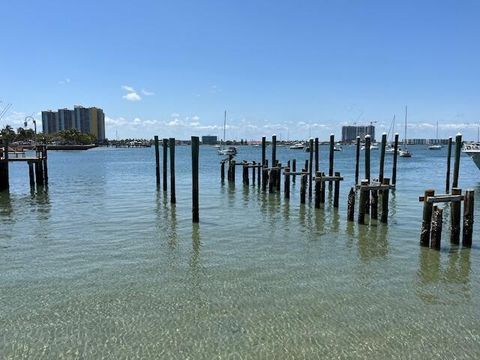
xmin=416 ymin=247 xmax=472 ymax=304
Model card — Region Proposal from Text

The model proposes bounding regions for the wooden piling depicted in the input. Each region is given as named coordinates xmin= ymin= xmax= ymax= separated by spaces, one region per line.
xmin=28 ymin=161 xmax=35 ymax=188
xmin=450 ymin=188 xmax=462 ymax=244
xmin=329 ymin=134 xmax=334 ymax=190
xmin=231 ymin=160 xmax=236 ymax=184
xmin=309 ymin=138 xmax=313 ymax=199
xmin=257 ymin=161 xmax=261 ymax=184
xmin=272 ymin=135 xmax=277 ymax=167
xmin=320 ymin=172 xmax=326 ymax=204
xmin=314 ymin=137 xmax=319 ymax=173
xmin=445 ymin=136 xmax=452 ymax=193
xmin=452 ymin=133 xmax=462 ymax=189
xmin=358 ymin=180 xmax=369 ymax=224
xmin=252 ymin=161 xmax=256 ymax=186
xmin=154 ymin=136 xmax=160 ymax=187
xmin=392 ymin=133 xmax=399 ymax=185
xmin=292 ymin=159 xmax=296 ymax=183
xmin=462 ymin=190 xmax=474 ymax=247
xmin=35 ymin=158 xmax=44 ymax=186
xmin=169 ymin=138 xmax=176 ymax=203
xmin=285 ymin=167 xmax=290 ymax=199
xmin=371 ymin=189 xmax=378 ymax=220
xmin=379 ymin=133 xmax=387 ymax=183
xmin=162 ymin=138 xmax=168 ymax=191
xmin=42 ymin=146 xmax=48 ymax=185
xmin=347 ymin=187 xmax=355 ymax=221
xmin=220 ymin=161 xmax=225 ymax=181
xmin=0 ymin=140 xmax=9 ymax=191
xmin=191 ymin=136 xmax=199 ymax=223
xmin=380 ymin=178 xmax=390 ymax=223
xmin=300 ymin=174 xmax=307 ymax=204
xmin=262 ymin=136 xmax=266 ymax=166
xmin=430 ymin=206 xmax=443 ymax=250
xmin=333 ymin=171 xmax=340 ymax=208
xmin=420 ymin=189 xmax=435 ymax=247
xmin=355 ymin=136 xmax=360 ymax=185
xmin=314 ymin=171 xmax=321 ymax=208
xmin=243 ymin=162 xmax=249 ymax=185
xmin=365 ymin=135 xmax=371 ymax=183
xmin=276 ymin=163 xmax=281 ymax=192
xmin=269 ymin=167 xmax=275 ymax=193
xmin=262 ymin=166 xmax=268 ymax=191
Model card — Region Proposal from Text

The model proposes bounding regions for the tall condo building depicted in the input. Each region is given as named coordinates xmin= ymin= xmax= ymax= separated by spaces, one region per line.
xmin=341 ymin=125 xmax=375 ymax=143
xmin=42 ymin=106 xmax=106 ymax=141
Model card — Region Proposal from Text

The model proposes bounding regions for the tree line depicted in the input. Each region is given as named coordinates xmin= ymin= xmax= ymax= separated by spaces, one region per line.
xmin=1 ymin=125 xmax=97 ymax=145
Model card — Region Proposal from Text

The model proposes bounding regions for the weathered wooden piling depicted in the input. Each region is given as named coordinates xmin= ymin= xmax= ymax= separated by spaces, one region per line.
xmin=262 ymin=166 xmax=268 ymax=191
xmin=231 ymin=160 xmax=236 ymax=184
xmin=314 ymin=137 xmax=319 ymax=173
xmin=257 ymin=161 xmax=261 ymax=184
xmin=333 ymin=171 xmax=341 ymax=208
xmin=462 ymin=189 xmax=474 ymax=247
xmin=309 ymin=138 xmax=313 ymax=199
xmin=452 ymin=133 xmax=462 ymax=189
xmin=28 ymin=161 xmax=35 ymax=188
xmin=320 ymin=172 xmax=326 ymax=204
xmin=292 ymin=159 xmax=296 ymax=183
xmin=242 ymin=162 xmax=249 ymax=185
xmin=365 ymin=135 xmax=371 ymax=183
xmin=420 ymin=189 xmax=435 ymax=247
xmin=355 ymin=136 xmax=360 ymax=185
xmin=300 ymin=174 xmax=307 ymax=204
xmin=430 ymin=206 xmax=443 ymax=250
xmin=277 ymin=163 xmax=282 ymax=191
xmin=252 ymin=161 xmax=256 ymax=186
xmin=329 ymin=134 xmax=334 ymax=190
xmin=380 ymin=178 xmax=390 ymax=223
xmin=269 ymin=167 xmax=275 ymax=193
xmin=191 ymin=136 xmax=199 ymax=223
xmin=169 ymin=138 xmax=176 ymax=203
xmin=314 ymin=171 xmax=321 ymax=208
xmin=358 ymin=180 xmax=369 ymax=224
xmin=154 ymin=136 xmax=160 ymax=187
xmin=220 ymin=161 xmax=225 ymax=181
xmin=271 ymin=135 xmax=277 ymax=167
xmin=162 ymin=138 xmax=168 ymax=191
xmin=450 ymin=188 xmax=462 ymax=244
xmin=445 ymin=136 xmax=452 ymax=193
xmin=379 ymin=133 xmax=387 ymax=183
xmin=42 ymin=146 xmax=48 ymax=185
xmin=261 ymin=136 xmax=266 ymax=166
xmin=392 ymin=133 xmax=399 ymax=185
xmin=285 ymin=167 xmax=290 ymax=199
xmin=35 ymin=157 xmax=44 ymax=186
xmin=347 ymin=187 xmax=355 ymax=221
xmin=371 ymin=189 xmax=378 ymax=220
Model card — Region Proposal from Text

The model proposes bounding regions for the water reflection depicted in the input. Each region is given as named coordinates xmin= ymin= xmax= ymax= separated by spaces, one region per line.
xmin=0 ymin=191 xmax=13 ymax=222
xmin=416 ymin=247 xmax=471 ymax=304
xmin=355 ymin=224 xmax=389 ymax=262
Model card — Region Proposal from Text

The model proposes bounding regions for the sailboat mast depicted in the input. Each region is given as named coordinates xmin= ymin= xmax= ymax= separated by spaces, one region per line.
xmin=404 ymin=106 xmax=408 ymax=148
xmin=223 ymin=110 xmax=227 ymax=145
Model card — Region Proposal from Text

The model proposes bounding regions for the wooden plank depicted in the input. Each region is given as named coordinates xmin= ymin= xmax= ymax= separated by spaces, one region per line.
xmin=417 ymin=194 xmax=464 ymax=203
xmin=314 ymin=176 xmax=344 ymax=182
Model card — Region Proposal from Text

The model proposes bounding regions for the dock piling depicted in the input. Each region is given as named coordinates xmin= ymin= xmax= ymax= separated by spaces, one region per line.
xmin=162 ymin=139 xmax=168 ymax=191
xmin=191 ymin=136 xmax=199 ymax=223
xmin=450 ymin=188 xmax=462 ymax=244
xmin=430 ymin=206 xmax=443 ymax=250
xmin=355 ymin=136 xmax=360 ymax=185
xmin=420 ymin=189 xmax=435 ymax=247
xmin=169 ymin=138 xmax=176 ymax=204
xmin=462 ymin=190 xmax=474 ymax=247
xmin=452 ymin=133 xmax=462 ymax=189
xmin=329 ymin=134 xmax=334 ymax=190
xmin=446 ymin=137 xmax=452 ymax=193
xmin=154 ymin=136 xmax=160 ymax=187
xmin=392 ymin=133 xmax=399 ymax=185
xmin=380 ymin=178 xmax=390 ymax=223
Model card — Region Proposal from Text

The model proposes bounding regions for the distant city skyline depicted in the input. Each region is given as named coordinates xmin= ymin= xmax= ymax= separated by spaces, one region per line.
xmin=1 ymin=1 xmax=479 ymax=140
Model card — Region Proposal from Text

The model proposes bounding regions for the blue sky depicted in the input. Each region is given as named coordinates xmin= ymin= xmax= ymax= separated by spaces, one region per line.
xmin=1 ymin=0 xmax=479 ymax=140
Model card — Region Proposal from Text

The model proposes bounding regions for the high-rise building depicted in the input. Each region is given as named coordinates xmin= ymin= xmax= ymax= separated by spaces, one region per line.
xmin=42 ymin=105 xmax=106 ymax=141
xmin=201 ymin=135 xmax=218 ymax=145
xmin=341 ymin=125 xmax=375 ymax=143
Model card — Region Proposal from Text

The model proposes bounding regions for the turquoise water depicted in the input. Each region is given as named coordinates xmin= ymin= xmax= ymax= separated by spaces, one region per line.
xmin=1 ymin=145 xmax=479 ymax=359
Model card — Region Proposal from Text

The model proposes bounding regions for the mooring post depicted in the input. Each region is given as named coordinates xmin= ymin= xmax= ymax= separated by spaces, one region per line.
xmin=314 ymin=171 xmax=321 ymax=208
xmin=420 ymin=189 xmax=435 ymax=247
xmin=347 ymin=187 xmax=355 ymax=221
xmin=314 ymin=137 xmax=319 ymax=173
xmin=450 ymin=188 xmax=462 ymax=244
xmin=365 ymin=135 xmax=371 ymax=183
xmin=309 ymin=138 xmax=313 ymax=199
xmin=276 ymin=163 xmax=281 ymax=192
xmin=154 ymin=136 xmax=160 ymax=187
xmin=292 ymin=159 xmax=296 ymax=183
xmin=191 ymin=136 xmax=199 ymax=223
xmin=392 ymin=133 xmax=399 ymax=185
xmin=42 ymin=146 xmax=48 ymax=185
xmin=169 ymin=138 xmax=176 ymax=203
xmin=257 ymin=161 xmax=261 ymax=184
xmin=35 ymin=153 xmax=44 ymax=187
xmin=261 ymin=136 xmax=266 ymax=166
xmin=242 ymin=161 xmax=248 ymax=185
xmin=358 ymin=180 xmax=369 ymax=224
xmin=252 ymin=161 xmax=256 ymax=186
xmin=430 ymin=206 xmax=443 ymax=250
xmin=220 ymin=161 xmax=225 ymax=182
xmin=333 ymin=171 xmax=340 ymax=208
xmin=329 ymin=134 xmax=334 ymax=191
xmin=452 ymin=133 xmax=462 ymax=189
xmin=445 ymin=136 xmax=452 ymax=193
xmin=285 ymin=167 xmax=290 ymax=199
xmin=371 ymin=188 xmax=378 ymax=220
xmin=300 ymin=174 xmax=307 ymax=204
xmin=380 ymin=178 xmax=390 ymax=223
xmin=462 ymin=189 xmax=474 ymax=247
xmin=28 ymin=161 xmax=35 ymax=188
xmin=320 ymin=172 xmax=326 ymax=204
xmin=271 ymin=135 xmax=277 ymax=168
xmin=379 ymin=133 xmax=387 ymax=183
xmin=231 ymin=160 xmax=236 ymax=184
xmin=269 ymin=167 xmax=275 ymax=193
xmin=162 ymin=138 xmax=168 ymax=191
xmin=355 ymin=136 xmax=360 ymax=185
xmin=262 ymin=166 xmax=268 ymax=191
xmin=0 ymin=139 xmax=9 ymax=191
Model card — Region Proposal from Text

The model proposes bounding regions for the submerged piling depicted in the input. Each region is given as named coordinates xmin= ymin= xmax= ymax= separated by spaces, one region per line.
xmin=309 ymin=138 xmax=313 ymax=199
xmin=347 ymin=187 xmax=355 ymax=221
xmin=462 ymin=190 xmax=475 ymax=247
xmin=169 ymin=138 xmax=176 ymax=204
xmin=191 ymin=136 xmax=199 ymax=223
xmin=430 ymin=206 xmax=443 ymax=250
xmin=445 ymin=136 xmax=452 ymax=193
xmin=420 ymin=189 xmax=435 ymax=247
xmin=154 ymin=136 xmax=160 ymax=187
xmin=380 ymin=178 xmax=390 ymax=223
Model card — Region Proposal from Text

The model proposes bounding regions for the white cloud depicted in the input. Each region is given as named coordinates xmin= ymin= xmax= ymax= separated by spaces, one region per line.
xmin=141 ymin=89 xmax=155 ymax=96
xmin=58 ymin=78 xmax=71 ymax=85
xmin=121 ymin=85 xmax=142 ymax=102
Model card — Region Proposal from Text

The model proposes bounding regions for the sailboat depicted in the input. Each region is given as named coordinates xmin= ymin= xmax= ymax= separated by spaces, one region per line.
xmin=217 ymin=110 xmax=237 ymax=156
xmin=399 ymin=106 xmax=412 ymax=157
xmin=428 ymin=121 xmax=442 ymax=150
xmin=385 ymin=115 xmax=397 ymax=154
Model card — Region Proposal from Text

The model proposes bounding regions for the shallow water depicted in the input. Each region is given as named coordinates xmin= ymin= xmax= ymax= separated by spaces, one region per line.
xmin=1 ymin=145 xmax=479 ymax=359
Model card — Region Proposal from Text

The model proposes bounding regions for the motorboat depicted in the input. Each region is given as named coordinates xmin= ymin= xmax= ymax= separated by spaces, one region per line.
xmin=398 ymin=149 xmax=412 ymax=157
xmin=462 ymin=143 xmax=480 ymax=169
xmin=218 ymin=146 xmax=237 ymax=156
xmin=289 ymin=142 xmax=305 ymax=150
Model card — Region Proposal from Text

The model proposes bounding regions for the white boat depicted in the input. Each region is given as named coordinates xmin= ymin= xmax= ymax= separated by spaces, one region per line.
xmin=218 ymin=110 xmax=237 ymax=156
xmin=462 ymin=143 xmax=480 ymax=169
xmin=361 ymin=144 xmax=379 ymax=151
xmin=428 ymin=121 xmax=443 ymax=150
xmin=289 ymin=142 xmax=305 ymax=150
xmin=334 ymin=146 xmax=342 ymax=151
xmin=399 ymin=106 xmax=412 ymax=158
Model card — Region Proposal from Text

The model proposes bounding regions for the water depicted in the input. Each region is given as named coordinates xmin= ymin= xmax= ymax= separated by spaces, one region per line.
xmin=1 ymin=145 xmax=479 ymax=359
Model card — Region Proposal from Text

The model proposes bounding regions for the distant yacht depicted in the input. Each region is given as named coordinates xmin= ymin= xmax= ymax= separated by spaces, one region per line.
xmin=289 ymin=142 xmax=305 ymax=150
xmin=462 ymin=142 xmax=480 ymax=169
xmin=428 ymin=121 xmax=443 ymax=150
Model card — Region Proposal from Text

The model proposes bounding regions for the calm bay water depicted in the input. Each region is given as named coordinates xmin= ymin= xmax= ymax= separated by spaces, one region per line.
xmin=1 ymin=145 xmax=480 ymax=359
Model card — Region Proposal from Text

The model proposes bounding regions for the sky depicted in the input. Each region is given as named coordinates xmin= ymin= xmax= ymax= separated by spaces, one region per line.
xmin=1 ymin=0 xmax=480 ymax=140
